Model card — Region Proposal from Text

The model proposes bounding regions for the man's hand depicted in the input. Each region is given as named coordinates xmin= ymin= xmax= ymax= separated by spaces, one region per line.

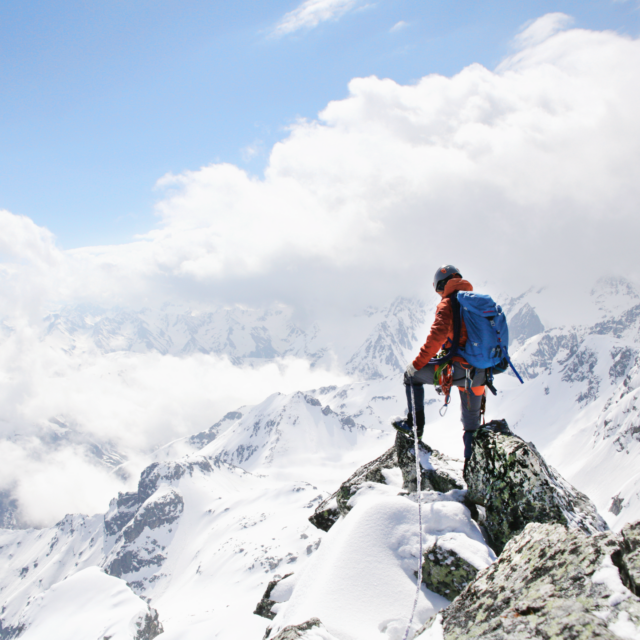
xmin=406 ymin=362 xmax=417 ymax=377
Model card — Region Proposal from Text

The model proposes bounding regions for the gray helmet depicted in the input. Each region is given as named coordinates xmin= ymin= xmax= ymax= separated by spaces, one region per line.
xmin=433 ymin=264 xmax=462 ymax=292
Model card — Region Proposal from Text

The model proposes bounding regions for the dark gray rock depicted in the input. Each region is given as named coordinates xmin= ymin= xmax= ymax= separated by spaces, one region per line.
xmin=188 ymin=411 xmax=243 ymax=449
xmin=591 ymin=303 xmax=640 ymax=339
xmin=104 ymin=488 xmax=183 ymax=582
xmin=137 ymin=459 xmax=213 ymax=503
xmin=134 ymin=607 xmax=163 ymax=640
xmin=609 ymin=493 xmax=624 ymax=516
xmin=421 ymin=543 xmax=478 ymax=601
xmin=307 ymin=499 xmax=340 ymax=533
xmin=616 ymin=520 xmax=640 ymax=596
xmin=395 ymin=432 xmax=463 ymax=494
xmin=417 ymin=522 xmax=640 ymax=640
xmin=254 ymin=573 xmax=293 ymax=620
xmin=122 ymin=488 xmax=184 ymax=544
xmin=102 ymin=457 xmax=222 ymax=592
xmin=269 ymin=617 xmax=324 ymax=639
xmin=608 ymin=347 xmax=638 ymax=384
xmin=105 ymin=549 xmax=166 ymax=578
xmin=105 ymin=491 xmax=142 ymax=537
xmin=464 ymin=421 xmax=607 ymax=554
xmin=0 ymin=621 xmax=24 ymax=640
xmin=516 ymin=331 xmax=580 ymax=381
xmin=105 ymin=458 xmax=214 ymax=537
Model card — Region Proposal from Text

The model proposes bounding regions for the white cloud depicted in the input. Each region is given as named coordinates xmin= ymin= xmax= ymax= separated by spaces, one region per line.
xmin=241 ymin=140 xmax=263 ymax=162
xmin=272 ymin=0 xmax=358 ymax=36
xmin=3 ymin=14 xmax=640 ymax=318
xmin=514 ymin=12 xmax=574 ymax=49
xmin=3 ymin=15 xmax=640 ymax=320
xmin=390 ymin=20 xmax=408 ymax=32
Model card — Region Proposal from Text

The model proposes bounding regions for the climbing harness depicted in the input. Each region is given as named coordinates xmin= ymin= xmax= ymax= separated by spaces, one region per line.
xmin=402 ymin=383 xmax=424 ymax=640
xmin=434 ymin=362 xmax=453 ymax=417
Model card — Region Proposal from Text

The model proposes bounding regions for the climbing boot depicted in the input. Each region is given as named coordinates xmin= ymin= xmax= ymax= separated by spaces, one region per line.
xmin=392 ymin=417 xmax=417 ymax=439
xmin=415 ymin=410 xmax=425 ymax=440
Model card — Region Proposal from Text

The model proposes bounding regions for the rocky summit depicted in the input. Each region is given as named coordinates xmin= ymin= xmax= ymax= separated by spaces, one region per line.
xmin=417 ymin=522 xmax=640 ymax=640
xmin=309 ymin=432 xmax=463 ymax=532
xmin=464 ymin=419 xmax=608 ymax=554
xmin=272 ymin=418 xmax=640 ymax=640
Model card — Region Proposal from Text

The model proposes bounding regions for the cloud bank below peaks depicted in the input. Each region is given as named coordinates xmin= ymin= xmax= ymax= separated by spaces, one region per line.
xmin=3 ymin=14 xmax=640 ymax=319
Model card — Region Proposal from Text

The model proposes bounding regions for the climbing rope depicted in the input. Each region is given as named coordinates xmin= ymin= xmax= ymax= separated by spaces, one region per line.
xmin=402 ymin=383 xmax=424 ymax=640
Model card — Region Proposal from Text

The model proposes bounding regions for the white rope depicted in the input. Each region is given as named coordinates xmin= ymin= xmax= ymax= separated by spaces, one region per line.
xmin=402 ymin=383 xmax=424 ymax=640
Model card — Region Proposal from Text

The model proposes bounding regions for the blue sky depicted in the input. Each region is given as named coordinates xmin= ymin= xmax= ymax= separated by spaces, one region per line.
xmin=1 ymin=0 xmax=639 ymax=248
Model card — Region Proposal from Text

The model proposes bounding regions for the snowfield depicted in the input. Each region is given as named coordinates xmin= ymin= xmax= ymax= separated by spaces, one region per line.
xmin=1 ymin=276 xmax=640 ymax=638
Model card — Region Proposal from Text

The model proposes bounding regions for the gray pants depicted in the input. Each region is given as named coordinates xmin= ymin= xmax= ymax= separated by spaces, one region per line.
xmin=404 ymin=362 xmax=485 ymax=459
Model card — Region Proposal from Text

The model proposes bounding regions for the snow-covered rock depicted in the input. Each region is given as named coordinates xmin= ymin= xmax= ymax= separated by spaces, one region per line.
xmin=308 ymin=445 xmax=398 ymax=532
xmin=395 ymin=433 xmax=464 ymax=494
xmin=269 ymin=433 xmax=496 ymax=640
xmin=309 ymin=432 xmax=463 ymax=533
xmin=268 ymin=485 xmax=488 ymax=640
xmin=254 ymin=573 xmax=294 ymax=620
xmin=420 ymin=542 xmax=479 ymax=601
xmin=270 ymin=617 xmax=338 ymax=640
xmin=417 ymin=522 xmax=640 ymax=640
xmin=0 ymin=450 xmax=329 ymax=639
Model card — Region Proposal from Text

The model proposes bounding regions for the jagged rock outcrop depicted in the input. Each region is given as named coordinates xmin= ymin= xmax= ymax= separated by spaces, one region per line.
xmin=309 ymin=433 xmax=463 ymax=532
xmin=464 ymin=420 xmax=607 ymax=553
xmin=254 ymin=573 xmax=293 ymax=620
xmin=616 ymin=521 xmax=640 ymax=596
xmin=395 ymin=432 xmax=463 ymax=493
xmin=105 ymin=458 xmax=213 ymax=538
xmin=134 ymin=607 xmax=164 ymax=640
xmin=309 ymin=447 xmax=397 ymax=531
xmin=421 ymin=542 xmax=479 ymax=601
xmin=416 ymin=522 xmax=640 ymax=640
xmin=103 ymin=457 xmax=213 ymax=592
xmin=104 ymin=487 xmax=184 ymax=583
xmin=269 ymin=617 xmax=336 ymax=639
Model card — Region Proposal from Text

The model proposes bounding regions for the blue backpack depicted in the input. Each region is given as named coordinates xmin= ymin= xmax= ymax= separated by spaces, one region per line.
xmin=430 ymin=291 xmax=524 ymax=393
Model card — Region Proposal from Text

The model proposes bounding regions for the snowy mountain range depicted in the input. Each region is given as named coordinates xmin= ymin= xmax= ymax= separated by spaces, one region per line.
xmin=1 ymin=276 xmax=640 ymax=638
xmin=40 ymin=297 xmax=427 ymax=377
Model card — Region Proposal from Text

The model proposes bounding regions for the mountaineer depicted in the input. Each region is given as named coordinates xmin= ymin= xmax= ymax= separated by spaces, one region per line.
xmin=393 ymin=265 xmax=488 ymax=461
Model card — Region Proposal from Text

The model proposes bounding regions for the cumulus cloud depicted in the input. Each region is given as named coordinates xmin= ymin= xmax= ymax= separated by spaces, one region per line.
xmin=272 ymin=0 xmax=358 ymax=36
xmin=5 ymin=14 xmax=640 ymax=316
xmin=129 ymin=18 xmax=640 ymax=310
xmin=3 ymin=15 xmax=640 ymax=320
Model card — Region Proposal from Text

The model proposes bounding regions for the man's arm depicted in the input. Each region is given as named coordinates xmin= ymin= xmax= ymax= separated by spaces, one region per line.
xmin=412 ymin=300 xmax=452 ymax=370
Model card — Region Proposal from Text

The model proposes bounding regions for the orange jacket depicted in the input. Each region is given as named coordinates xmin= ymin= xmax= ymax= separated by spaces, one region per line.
xmin=413 ymin=278 xmax=473 ymax=370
